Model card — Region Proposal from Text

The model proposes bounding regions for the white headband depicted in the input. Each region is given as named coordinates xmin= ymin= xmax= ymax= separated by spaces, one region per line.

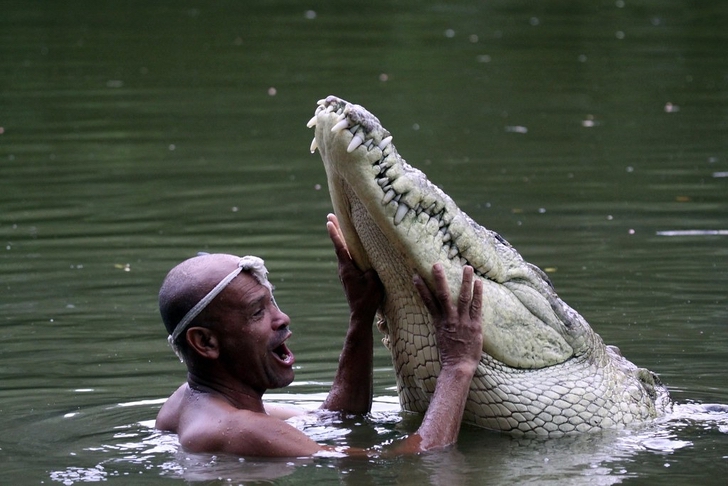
xmin=167 ymin=255 xmax=273 ymax=360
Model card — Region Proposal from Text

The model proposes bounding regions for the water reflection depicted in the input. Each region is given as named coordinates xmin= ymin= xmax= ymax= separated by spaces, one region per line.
xmin=657 ymin=230 xmax=728 ymax=236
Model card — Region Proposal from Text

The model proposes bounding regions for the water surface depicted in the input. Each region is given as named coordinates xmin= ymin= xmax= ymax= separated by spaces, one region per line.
xmin=1 ymin=1 xmax=727 ymax=484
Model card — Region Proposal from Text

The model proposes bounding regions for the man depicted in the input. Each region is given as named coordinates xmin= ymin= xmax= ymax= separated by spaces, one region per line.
xmin=156 ymin=214 xmax=483 ymax=457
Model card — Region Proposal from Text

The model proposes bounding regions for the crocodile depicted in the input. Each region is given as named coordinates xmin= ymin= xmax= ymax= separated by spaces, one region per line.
xmin=308 ymin=95 xmax=671 ymax=438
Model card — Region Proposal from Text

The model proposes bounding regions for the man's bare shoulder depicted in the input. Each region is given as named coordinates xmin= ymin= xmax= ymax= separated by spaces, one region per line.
xmin=155 ymin=383 xmax=188 ymax=432
xmin=157 ymin=384 xmax=322 ymax=457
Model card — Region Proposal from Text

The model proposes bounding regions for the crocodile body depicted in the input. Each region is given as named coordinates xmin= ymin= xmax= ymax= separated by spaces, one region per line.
xmin=309 ymin=95 xmax=671 ymax=437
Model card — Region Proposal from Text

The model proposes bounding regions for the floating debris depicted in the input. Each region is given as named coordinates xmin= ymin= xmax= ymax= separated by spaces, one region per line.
xmin=582 ymin=114 xmax=597 ymax=127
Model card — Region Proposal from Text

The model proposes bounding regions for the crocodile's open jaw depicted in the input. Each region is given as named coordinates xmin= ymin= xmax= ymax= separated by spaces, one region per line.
xmin=308 ymin=96 xmax=669 ymax=436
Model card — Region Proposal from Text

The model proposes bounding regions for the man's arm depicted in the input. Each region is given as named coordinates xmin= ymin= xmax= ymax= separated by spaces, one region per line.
xmin=320 ymin=214 xmax=383 ymax=414
xmin=392 ymin=263 xmax=483 ymax=453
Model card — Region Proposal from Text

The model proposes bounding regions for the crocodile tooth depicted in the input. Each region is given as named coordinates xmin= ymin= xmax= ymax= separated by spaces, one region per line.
xmin=394 ymin=203 xmax=409 ymax=225
xmin=331 ymin=118 xmax=350 ymax=133
xmin=306 ymin=115 xmax=318 ymax=128
xmin=442 ymin=232 xmax=451 ymax=242
xmin=382 ymin=189 xmax=397 ymax=204
xmin=309 ymin=137 xmax=318 ymax=153
xmin=448 ymin=246 xmax=459 ymax=259
xmin=347 ymin=133 xmax=365 ymax=153
xmin=377 ymin=177 xmax=389 ymax=187
xmin=364 ymin=138 xmax=374 ymax=149
xmin=378 ymin=136 xmax=393 ymax=150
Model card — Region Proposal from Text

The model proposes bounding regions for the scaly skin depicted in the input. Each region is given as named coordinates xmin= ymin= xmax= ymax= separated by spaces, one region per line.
xmin=309 ymin=95 xmax=671 ymax=437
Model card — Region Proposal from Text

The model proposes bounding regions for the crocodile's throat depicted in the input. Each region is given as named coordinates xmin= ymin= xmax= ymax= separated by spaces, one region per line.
xmin=309 ymin=95 xmax=670 ymax=437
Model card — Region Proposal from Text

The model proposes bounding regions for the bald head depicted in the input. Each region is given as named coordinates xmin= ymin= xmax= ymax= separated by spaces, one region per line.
xmin=159 ymin=253 xmax=244 ymax=337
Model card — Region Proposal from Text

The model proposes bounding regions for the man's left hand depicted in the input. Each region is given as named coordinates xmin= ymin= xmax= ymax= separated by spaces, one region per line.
xmin=326 ymin=213 xmax=383 ymax=318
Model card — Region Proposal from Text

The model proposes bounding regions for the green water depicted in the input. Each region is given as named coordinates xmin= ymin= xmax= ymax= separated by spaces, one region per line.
xmin=1 ymin=1 xmax=726 ymax=484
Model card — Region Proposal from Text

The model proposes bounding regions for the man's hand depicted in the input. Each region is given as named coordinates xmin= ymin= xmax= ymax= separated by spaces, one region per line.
xmin=414 ymin=263 xmax=483 ymax=372
xmin=326 ymin=213 xmax=383 ymax=318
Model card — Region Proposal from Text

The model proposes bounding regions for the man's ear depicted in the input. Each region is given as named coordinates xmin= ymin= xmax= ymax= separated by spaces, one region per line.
xmin=186 ymin=327 xmax=220 ymax=359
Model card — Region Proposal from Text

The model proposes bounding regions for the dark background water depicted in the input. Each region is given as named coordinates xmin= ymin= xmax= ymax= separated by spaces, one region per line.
xmin=1 ymin=1 xmax=726 ymax=484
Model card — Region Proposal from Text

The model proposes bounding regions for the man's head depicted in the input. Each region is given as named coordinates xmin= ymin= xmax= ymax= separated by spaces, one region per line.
xmin=159 ymin=255 xmax=294 ymax=392
xmin=159 ymin=254 xmax=269 ymax=347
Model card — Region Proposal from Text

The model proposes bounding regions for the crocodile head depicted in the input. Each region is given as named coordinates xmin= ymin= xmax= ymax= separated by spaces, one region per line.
xmin=310 ymin=96 xmax=593 ymax=370
xmin=309 ymin=96 xmax=668 ymax=434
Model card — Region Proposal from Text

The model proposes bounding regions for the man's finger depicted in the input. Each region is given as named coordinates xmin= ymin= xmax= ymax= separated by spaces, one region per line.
xmin=327 ymin=220 xmax=351 ymax=261
xmin=414 ymin=273 xmax=440 ymax=317
xmin=470 ymin=279 xmax=483 ymax=321
xmin=457 ymin=266 xmax=474 ymax=315
xmin=431 ymin=263 xmax=452 ymax=309
xmin=327 ymin=213 xmax=340 ymax=229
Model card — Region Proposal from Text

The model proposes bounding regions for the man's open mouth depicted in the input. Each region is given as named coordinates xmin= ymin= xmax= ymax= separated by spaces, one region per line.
xmin=272 ymin=341 xmax=295 ymax=366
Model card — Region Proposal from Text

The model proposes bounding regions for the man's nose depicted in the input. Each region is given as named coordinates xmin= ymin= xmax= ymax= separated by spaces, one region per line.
xmin=273 ymin=308 xmax=291 ymax=330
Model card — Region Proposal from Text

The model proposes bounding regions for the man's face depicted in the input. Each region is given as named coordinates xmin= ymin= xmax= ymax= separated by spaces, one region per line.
xmin=208 ymin=273 xmax=295 ymax=392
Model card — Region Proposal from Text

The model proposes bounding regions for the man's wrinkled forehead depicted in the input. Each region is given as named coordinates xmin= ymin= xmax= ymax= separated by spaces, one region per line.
xmin=222 ymin=272 xmax=276 ymax=306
